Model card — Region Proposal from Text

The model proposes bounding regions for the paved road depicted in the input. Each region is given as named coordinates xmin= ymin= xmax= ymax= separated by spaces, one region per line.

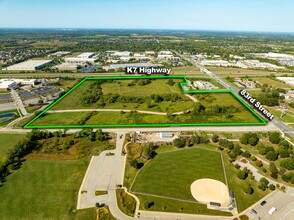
xmin=174 ymin=51 xmax=294 ymax=139
xmin=10 ymin=89 xmax=28 ymax=116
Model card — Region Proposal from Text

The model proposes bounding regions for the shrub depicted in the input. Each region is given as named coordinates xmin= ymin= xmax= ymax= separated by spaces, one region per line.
xmin=237 ymin=170 xmax=248 ymax=180
xmin=280 ymin=158 xmax=294 ymax=170
xmin=269 ymin=184 xmax=276 ymax=191
xmin=255 ymin=160 xmax=263 ymax=167
xmin=244 ymin=184 xmax=254 ymax=194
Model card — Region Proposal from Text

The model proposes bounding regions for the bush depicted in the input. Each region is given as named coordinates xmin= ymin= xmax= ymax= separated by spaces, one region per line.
xmin=266 ymin=151 xmax=279 ymax=161
xmin=244 ymin=184 xmax=254 ymax=194
xmin=269 ymin=184 xmax=276 ymax=191
xmin=211 ymin=134 xmax=219 ymax=143
xmin=250 ymin=155 xmax=257 ymax=161
xmin=255 ymin=160 xmax=263 ymax=167
xmin=237 ymin=170 xmax=248 ymax=180
xmin=173 ymin=137 xmax=186 ymax=148
xmin=239 ymin=215 xmax=249 ymax=220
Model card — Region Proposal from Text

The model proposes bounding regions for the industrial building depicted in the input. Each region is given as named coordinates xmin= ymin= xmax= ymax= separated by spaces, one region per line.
xmin=0 ymin=80 xmax=17 ymax=91
xmin=106 ymin=63 xmax=163 ymax=71
xmin=277 ymin=77 xmax=294 ymax=86
xmin=64 ymin=53 xmax=98 ymax=64
xmin=3 ymin=60 xmax=52 ymax=71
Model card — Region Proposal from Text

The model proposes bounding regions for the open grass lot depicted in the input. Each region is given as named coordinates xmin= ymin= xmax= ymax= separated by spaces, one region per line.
xmin=0 ymin=159 xmax=96 ymax=220
xmin=136 ymin=194 xmax=232 ymax=216
xmin=0 ymin=133 xmax=25 ymax=158
xmin=171 ymin=66 xmax=204 ymax=75
xmin=252 ymin=77 xmax=291 ymax=88
xmin=209 ymin=67 xmax=292 ymax=77
xmin=270 ymin=109 xmax=294 ymax=123
xmin=51 ymin=78 xmax=194 ymax=112
xmin=131 ymin=147 xmax=226 ymax=201
xmin=28 ymin=77 xmax=263 ymax=127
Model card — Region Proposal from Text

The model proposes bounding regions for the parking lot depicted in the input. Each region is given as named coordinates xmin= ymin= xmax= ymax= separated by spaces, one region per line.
xmin=246 ymin=188 xmax=294 ymax=220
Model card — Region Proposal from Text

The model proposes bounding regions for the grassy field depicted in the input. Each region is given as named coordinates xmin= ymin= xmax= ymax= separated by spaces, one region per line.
xmin=209 ymin=67 xmax=292 ymax=77
xmin=171 ymin=66 xmax=204 ymax=75
xmin=136 ymin=194 xmax=232 ymax=216
xmin=0 ymin=133 xmax=25 ymax=158
xmin=29 ymin=78 xmax=263 ymax=127
xmin=52 ymin=78 xmax=192 ymax=111
xmin=253 ymin=77 xmax=290 ymax=88
xmin=0 ymin=159 xmax=96 ymax=220
xmin=131 ymin=148 xmax=226 ymax=201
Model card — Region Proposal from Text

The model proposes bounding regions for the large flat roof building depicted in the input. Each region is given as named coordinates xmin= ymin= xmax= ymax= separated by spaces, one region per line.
xmin=3 ymin=60 xmax=52 ymax=71
xmin=0 ymin=80 xmax=17 ymax=91
xmin=64 ymin=53 xmax=98 ymax=64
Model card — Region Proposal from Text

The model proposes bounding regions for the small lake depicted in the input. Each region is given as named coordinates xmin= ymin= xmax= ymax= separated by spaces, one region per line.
xmin=0 ymin=112 xmax=15 ymax=119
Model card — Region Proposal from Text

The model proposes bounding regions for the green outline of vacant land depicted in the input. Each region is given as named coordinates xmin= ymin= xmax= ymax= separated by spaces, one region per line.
xmin=24 ymin=75 xmax=266 ymax=129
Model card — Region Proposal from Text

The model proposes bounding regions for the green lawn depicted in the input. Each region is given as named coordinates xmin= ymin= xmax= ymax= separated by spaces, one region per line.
xmin=0 ymin=159 xmax=96 ymax=220
xmin=0 ymin=133 xmax=25 ymax=158
xmin=136 ymin=194 xmax=232 ymax=216
xmin=131 ymin=148 xmax=226 ymax=201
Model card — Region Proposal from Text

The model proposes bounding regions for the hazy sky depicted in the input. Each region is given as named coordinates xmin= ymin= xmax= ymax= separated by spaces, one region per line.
xmin=0 ymin=0 xmax=294 ymax=32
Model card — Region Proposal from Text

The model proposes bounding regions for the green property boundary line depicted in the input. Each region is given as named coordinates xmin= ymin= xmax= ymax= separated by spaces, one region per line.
xmin=24 ymin=75 xmax=267 ymax=129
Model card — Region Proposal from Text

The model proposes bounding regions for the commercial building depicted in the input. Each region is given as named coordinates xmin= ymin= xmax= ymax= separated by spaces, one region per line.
xmin=277 ymin=77 xmax=294 ymax=86
xmin=49 ymin=51 xmax=70 ymax=57
xmin=201 ymin=60 xmax=232 ymax=67
xmin=3 ymin=60 xmax=52 ymax=71
xmin=106 ymin=63 xmax=162 ymax=71
xmin=64 ymin=53 xmax=98 ymax=64
xmin=0 ymin=80 xmax=17 ymax=91
xmin=159 ymin=132 xmax=173 ymax=138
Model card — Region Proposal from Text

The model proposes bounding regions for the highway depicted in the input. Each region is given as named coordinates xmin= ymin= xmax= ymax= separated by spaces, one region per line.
xmin=174 ymin=51 xmax=294 ymax=139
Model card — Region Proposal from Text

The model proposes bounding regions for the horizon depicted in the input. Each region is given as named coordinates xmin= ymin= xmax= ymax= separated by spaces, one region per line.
xmin=0 ymin=0 xmax=294 ymax=33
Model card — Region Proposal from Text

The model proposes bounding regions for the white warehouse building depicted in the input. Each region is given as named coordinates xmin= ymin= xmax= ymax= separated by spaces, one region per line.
xmin=3 ymin=60 xmax=52 ymax=71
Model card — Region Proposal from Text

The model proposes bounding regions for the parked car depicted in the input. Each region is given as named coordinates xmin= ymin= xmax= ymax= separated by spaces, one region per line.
xmin=260 ymin=200 xmax=267 ymax=206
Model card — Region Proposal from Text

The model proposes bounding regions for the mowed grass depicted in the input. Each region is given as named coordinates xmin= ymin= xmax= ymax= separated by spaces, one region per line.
xmin=0 ymin=133 xmax=25 ymax=158
xmin=131 ymin=148 xmax=226 ymax=201
xmin=209 ymin=67 xmax=288 ymax=76
xmin=136 ymin=194 xmax=232 ymax=216
xmin=0 ymin=159 xmax=96 ymax=220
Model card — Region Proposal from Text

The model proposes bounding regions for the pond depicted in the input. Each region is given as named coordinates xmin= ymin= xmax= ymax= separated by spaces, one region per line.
xmin=0 ymin=112 xmax=15 ymax=119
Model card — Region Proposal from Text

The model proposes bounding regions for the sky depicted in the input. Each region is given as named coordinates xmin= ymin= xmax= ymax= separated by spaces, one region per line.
xmin=0 ymin=0 xmax=294 ymax=32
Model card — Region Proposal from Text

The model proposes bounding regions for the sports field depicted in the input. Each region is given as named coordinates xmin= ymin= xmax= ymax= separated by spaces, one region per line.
xmin=0 ymin=159 xmax=95 ymax=220
xmin=131 ymin=147 xmax=226 ymax=201
xmin=25 ymin=76 xmax=265 ymax=128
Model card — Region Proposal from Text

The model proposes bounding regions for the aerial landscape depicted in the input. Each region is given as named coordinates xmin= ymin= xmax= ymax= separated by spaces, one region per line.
xmin=0 ymin=0 xmax=294 ymax=220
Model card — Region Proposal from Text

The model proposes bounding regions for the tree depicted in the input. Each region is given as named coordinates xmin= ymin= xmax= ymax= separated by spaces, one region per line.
xmin=211 ymin=134 xmax=219 ymax=143
xmin=240 ymin=133 xmax=259 ymax=146
xmin=173 ymin=137 xmax=186 ymax=148
xmin=269 ymin=184 xmax=276 ymax=191
xmin=242 ymin=151 xmax=251 ymax=158
xmin=269 ymin=162 xmax=279 ymax=175
xmin=266 ymin=151 xmax=279 ymax=161
xmin=280 ymin=150 xmax=290 ymax=158
xmin=244 ymin=184 xmax=254 ymax=194
xmin=269 ymin=132 xmax=281 ymax=144
xmin=255 ymin=160 xmax=263 ymax=167
xmin=280 ymin=158 xmax=294 ymax=170
xmin=144 ymin=143 xmax=157 ymax=159
xmin=258 ymin=177 xmax=269 ymax=191
xmin=237 ymin=170 xmax=248 ymax=180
